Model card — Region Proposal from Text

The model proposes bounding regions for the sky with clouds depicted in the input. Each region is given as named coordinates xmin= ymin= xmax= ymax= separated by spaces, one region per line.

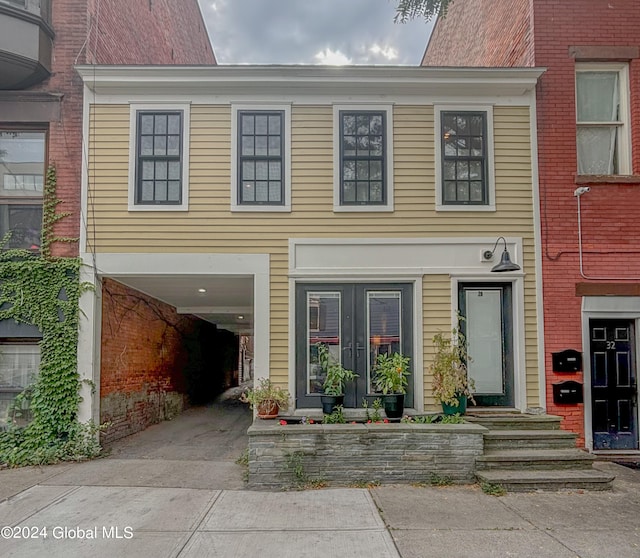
xmin=198 ymin=0 xmax=435 ymax=65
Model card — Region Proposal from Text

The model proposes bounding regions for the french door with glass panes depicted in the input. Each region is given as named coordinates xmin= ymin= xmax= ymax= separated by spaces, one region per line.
xmin=295 ymin=283 xmax=413 ymax=409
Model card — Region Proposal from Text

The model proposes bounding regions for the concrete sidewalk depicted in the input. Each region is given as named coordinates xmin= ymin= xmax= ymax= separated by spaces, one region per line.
xmin=0 ymin=460 xmax=639 ymax=557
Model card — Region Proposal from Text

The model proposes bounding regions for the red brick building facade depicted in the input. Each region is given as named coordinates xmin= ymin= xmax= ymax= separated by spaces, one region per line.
xmin=0 ymin=0 xmax=219 ymax=441
xmin=424 ymin=0 xmax=640 ymax=450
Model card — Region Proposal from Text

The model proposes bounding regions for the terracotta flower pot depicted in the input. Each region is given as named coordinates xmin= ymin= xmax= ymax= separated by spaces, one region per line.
xmin=256 ymin=399 xmax=280 ymax=419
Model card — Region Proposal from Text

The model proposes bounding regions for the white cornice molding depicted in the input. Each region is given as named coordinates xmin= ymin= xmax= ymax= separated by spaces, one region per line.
xmin=75 ymin=65 xmax=545 ymax=98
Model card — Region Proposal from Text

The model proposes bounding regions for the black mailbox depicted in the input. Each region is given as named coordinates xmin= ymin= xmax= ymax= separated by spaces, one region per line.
xmin=552 ymin=349 xmax=582 ymax=373
xmin=552 ymin=381 xmax=583 ymax=404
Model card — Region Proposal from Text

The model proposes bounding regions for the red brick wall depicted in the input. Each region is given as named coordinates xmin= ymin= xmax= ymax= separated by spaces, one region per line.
xmin=100 ymin=279 xmax=231 ymax=443
xmin=533 ymin=0 xmax=640 ymax=446
xmin=28 ymin=0 xmax=214 ymax=257
xmin=422 ymin=0 xmax=534 ymax=67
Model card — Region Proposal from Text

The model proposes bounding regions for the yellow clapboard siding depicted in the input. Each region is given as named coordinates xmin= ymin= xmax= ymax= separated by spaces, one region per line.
xmin=87 ymin=103 xmax=539 ymax=406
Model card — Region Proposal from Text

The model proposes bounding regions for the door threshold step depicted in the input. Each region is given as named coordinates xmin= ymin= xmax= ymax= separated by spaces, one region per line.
xmin=476 ymin=469 xmax=615 ymax=492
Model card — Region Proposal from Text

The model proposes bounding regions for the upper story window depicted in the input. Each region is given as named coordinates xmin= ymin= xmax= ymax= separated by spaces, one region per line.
xmin=0 ymin=130 xmax=45 ymax=251
xmin=129 ymin=104 xmax=190 ymax=211
xmin=333 ymin=105 xmax=394 ymax=212
xmin=435 ymin=106 xmax=495 ymax=212
xmin=576 ymin=63 xmax=631 ymax=175
xmin=231 ymin=105 xmax=291 ymax=212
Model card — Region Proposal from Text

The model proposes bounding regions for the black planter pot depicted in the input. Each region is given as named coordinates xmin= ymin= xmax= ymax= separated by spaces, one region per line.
xmin=382 ymin=394 xmax=405 ymax=419
xmin=320 ymin=394 xmax=344 ymax=414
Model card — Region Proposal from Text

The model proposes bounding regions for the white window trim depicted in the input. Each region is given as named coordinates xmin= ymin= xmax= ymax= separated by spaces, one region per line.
xmin=434 ymin=105 xmax=496 ymax=212
xmin=231 ymin=103 xmax=292 ymax=212
xmin=332 ymin=104 xmax=394 ymax=212
xmin=575 ymin=62 xmax=632 ymax=176
xmin=128 ymin=103 xmax=191 ymax=212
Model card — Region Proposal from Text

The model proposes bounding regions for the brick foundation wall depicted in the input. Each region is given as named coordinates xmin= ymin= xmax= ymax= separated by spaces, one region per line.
xmin=100 ymin=278 xmax=233 ymax=444
xmin=248 ymin=422 xmax=486 ymax=489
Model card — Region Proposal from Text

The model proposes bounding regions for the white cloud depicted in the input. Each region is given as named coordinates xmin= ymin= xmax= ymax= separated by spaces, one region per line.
xmin=369 ymin=44 xmax=398 ymax=61
xmin=314 ymin=48 xmax=352 ymax=65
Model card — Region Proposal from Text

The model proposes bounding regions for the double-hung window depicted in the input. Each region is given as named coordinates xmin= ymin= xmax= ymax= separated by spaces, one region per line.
xmin=231 ymin=105 xmax=291 ymax=211
xmin=0 ymin=130 xmax=46 ymax=251
xmin=129 ymin=104 xmax=190 ymax=211
xmin=333 ymin=105 xmax=393 ymax=211
xmin=576 ymin=63 xmax=631 ymax=175
xmin=435 ymin=106 xmax=495 ymax=211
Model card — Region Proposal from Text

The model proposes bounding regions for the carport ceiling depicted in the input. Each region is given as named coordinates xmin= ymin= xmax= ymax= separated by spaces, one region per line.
xmin=112 ymin=275 xmax=254 ymax=334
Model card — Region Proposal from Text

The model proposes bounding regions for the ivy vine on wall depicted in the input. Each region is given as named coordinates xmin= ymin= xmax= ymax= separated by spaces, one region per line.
xmin=0 ymin=165 xmax=99 ymax=467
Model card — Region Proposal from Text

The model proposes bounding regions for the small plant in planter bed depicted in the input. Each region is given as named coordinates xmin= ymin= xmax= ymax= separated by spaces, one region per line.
xmin=317 ymin=343 xmax=358 ymax=414
xmin=241 ymin=378 xmax=290 ymax=419
xmin=373 ymin=352 xmax=411 ymax=418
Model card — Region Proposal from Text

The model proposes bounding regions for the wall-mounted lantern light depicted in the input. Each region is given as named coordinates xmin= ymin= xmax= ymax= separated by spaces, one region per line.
xmin=483 ymin=237 xmax=521 ymax=272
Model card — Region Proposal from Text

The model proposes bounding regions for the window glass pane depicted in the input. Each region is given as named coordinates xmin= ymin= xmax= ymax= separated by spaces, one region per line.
xmin=168 ymin=161 xmax=181 ymax=180
xmin=470 ymin=182 xmax=484 ymax=202
xmin=1 ymin=206 xmax=42 ymax=250
xmin=444 ymin=161 xmax=456 ymax=180
xmin=140 ymin=115 xmax=154 ymax=134
xmin=141 ymin=181 xmax=154 ymax=201
xmin=577 ymin=126 xmax=616 ymax=174
xmin=269 ymin=161 xmax=281 ymax=180
xmin=370 ymin=135 xmax=383 ymax=156
xmin=367 ymin=291 xmax=401 ymax=392
xmin=268 ymin=135 xmax=281 ymax=156
xmin=343 ymin=161 xmax=355 ymax=181
xmin=343 ymin=182 xmax=356 ymax=202
xmin=255 ymin=161 xmax=268 ymax=180
xmin=154 ymin=114 xmax=167 ymax=135
xmin=370 ymin=161 xmax=382 ymax=180
xmin=268 ymin=115 xmax=281 ymax=135
xmin=242 ymin=182 xmax=255 ymax=202
xmin=469 ymin=161 xmax=482 ymax=180
xmin=444 ymin=181 xmax=457 ymax=202
xmin=268 ymin=182 xmax=281 ymax=202
xmin=0 ymin=131 xmax=45 ymax=199
xmin=241 ymin=114 xmax=254 ymax=135
xmin=155 ymin=181 xmax=167 ymax=201
xmin=167 ymin=135 xmax=180 ymax=156
xmin=356 ymin=182 xmax=369 ymax=202
xmin=370 ymin=115 xmax=383 ymax=134
xmin=307 ymin=292 xmax=341 ymax=394
xmin=576 ymin=72 xmax=619 ymax=122
xmin=0 ymin=344 xmax=40 ymax=427
xmin=242 ymin=161 xmax=255 ymax=180
xmin=343 ymin=135 xmax=356 ymax=156
xmin=255 ymin=115 xmax=268 ymax=135
xmin=255 ymin=181 xmax=269 ymax=201
xmin=370 ymin=182 xmax=383 ymax=202
xmin=167 ymin=114 xmax=181 ymax=135
xmin=153 ymin=136 xmax=167 ymax=156
xmin=142 ymin=161 xmax=154 ymax=180
xmin=356 ymin=135 xmax=369 ymax=154
xmin=465 ymin=289 xmax=503 ymax=393
xmin=356 ymin=115 xmax=370 ymax=135
xmin=155 ymin=161 xmax=167 ymax=180
xmin=470 ymin=137 xmax=483 ymax=157
xmin=457 ymin=182 xmax=469 ymax=201
xmin=241 ymin=136 xmax=254 ymax=156
xmin=469 ymin=115 xmax=484 ymax=135
xmin=356 ymin=161 xmax=369 ymax=180
xmin=456 ymin=161 xmax=469 ymax=180
xmin=255 ymin=136 xmax=268 ymax=156
xmin=167 ymin=181 xmax=181 ymax=202
xmin=140 ymin=136 xmax=153 ymax=156
xmin=343 ymin=115 xmax=355 ymax=135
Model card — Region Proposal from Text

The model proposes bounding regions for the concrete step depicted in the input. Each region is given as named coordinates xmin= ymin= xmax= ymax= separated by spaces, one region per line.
xmin=476 ymin=469 xmax=615 ymax=492
xmin=466 ymin=414 xmax=561 ymax=431
xmin=484 ymin=430 xmax=577 ymax=450
xmin=476 ymin=449 xmax=595 ymax=470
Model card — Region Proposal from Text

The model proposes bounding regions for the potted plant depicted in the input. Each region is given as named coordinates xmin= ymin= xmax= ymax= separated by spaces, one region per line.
xmin=372 ymin=352 xmax=411 ymax=418
xmin=241 ymin=378 xmax=290 ymax=419
xmin=430 ymin=326 xmax=475 ymax=415
xmin=317 ymin=343 xmax=358 ymax=414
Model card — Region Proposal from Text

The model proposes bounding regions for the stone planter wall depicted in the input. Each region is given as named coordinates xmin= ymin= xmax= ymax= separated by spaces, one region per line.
xmin=248 ymin=421 xmax=487 ymax=489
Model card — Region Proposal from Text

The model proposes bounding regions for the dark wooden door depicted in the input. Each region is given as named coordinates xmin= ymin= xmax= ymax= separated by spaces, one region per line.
xmin=590 ymin=319 xmax=638 ymax=450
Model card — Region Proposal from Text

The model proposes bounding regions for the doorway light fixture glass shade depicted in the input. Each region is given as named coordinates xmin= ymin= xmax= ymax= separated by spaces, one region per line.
xmin=485 ymin=237 xmax=521 ymax=272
